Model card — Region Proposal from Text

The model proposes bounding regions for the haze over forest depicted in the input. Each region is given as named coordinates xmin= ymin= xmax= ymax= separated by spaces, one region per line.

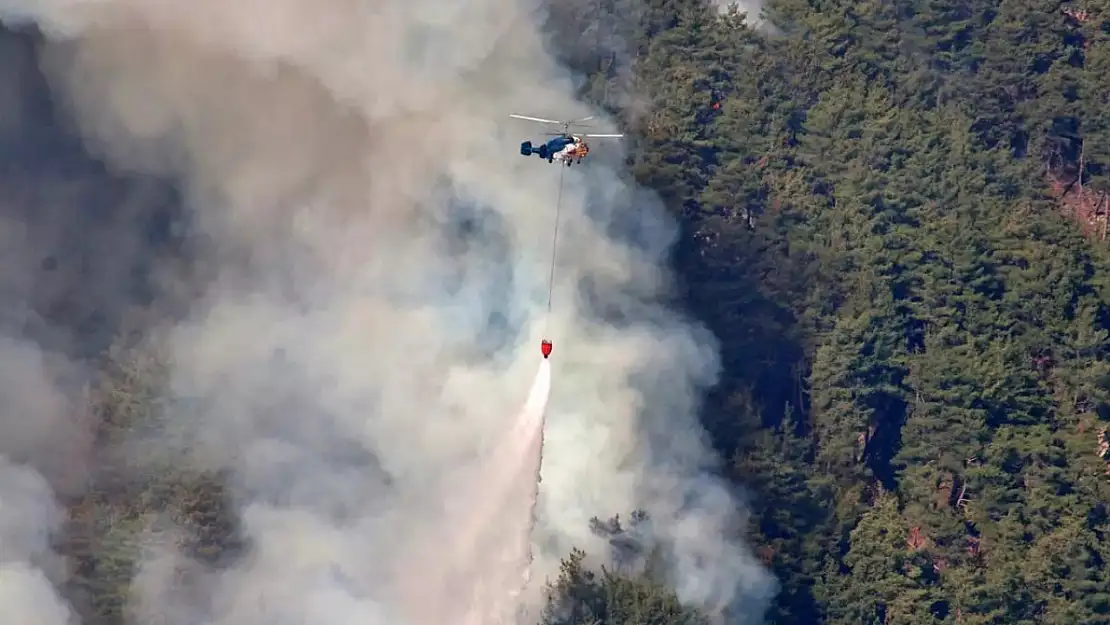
xmin=1 ymin=0 xmax=1110 ymax=624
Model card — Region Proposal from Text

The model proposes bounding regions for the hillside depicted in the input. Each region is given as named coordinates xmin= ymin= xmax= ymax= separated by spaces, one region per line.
xmin=2 ymin=0 xmax=1110 ymax=624
xmin=543 ymin=0 xmax=1110 ymax=623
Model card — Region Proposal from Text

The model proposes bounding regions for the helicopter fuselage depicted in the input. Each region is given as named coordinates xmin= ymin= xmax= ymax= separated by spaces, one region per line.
xmin=519 ymin=134 xmax=588 ymax=166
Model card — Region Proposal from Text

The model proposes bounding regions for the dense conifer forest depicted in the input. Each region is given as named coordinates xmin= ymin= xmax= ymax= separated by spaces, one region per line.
xmin=3 ymin=0 xmax=1110 ymax=622
xmin=544 ymin=0 xmax=1110 ymax=622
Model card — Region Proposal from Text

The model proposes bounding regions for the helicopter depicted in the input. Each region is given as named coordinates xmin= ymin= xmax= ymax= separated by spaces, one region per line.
xmin=510 ymin=114 xmax=624 ymax=166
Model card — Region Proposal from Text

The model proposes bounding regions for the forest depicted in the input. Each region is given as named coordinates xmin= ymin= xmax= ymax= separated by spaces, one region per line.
xmin=543 ymin=0 xmax=1110 ymax=622
xmin=2 ymin=0 xmax=1110 ymax=623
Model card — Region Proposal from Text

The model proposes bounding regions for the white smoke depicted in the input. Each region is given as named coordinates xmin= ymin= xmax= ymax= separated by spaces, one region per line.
xmin=0 ymin=0 xmax=777 ymax=624
xmin=0 ymin=364 xmax=80 ymax=625
xmin=0 ymin=561 xmax=74 ymax=625
xmin=0 ymin=422 xmax=78 ymax=625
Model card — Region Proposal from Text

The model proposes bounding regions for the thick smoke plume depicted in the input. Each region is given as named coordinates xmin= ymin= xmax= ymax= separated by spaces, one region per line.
xmin=0 ymin=353 xmax=80 ymax=625
xmin=0 ymin=0 xmax=777 ymax=624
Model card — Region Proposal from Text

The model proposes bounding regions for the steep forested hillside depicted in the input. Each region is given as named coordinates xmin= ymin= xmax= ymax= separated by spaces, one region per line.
xmin=4 ymin=0 xmax=1110 ymax=622
xmin=542 ymin=0 xmax=1110 ymax=623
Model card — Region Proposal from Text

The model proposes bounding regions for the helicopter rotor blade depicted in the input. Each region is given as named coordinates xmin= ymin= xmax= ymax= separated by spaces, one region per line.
xmin=583 ymin=134 xmax=624 ymax=138
xmin=509 ymin=114 xmax=563 ymax=125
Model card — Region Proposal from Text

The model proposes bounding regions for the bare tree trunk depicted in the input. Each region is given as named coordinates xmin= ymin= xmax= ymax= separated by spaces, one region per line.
xmin=1101 ymin=194 xmax=1107 ymax=241
xmin=1078 ymin=139 xmax=1086 ymax=218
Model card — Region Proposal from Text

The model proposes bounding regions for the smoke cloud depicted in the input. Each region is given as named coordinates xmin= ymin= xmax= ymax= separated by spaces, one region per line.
xmin=0 ymin=0 xmax=776 ymax=624
xmin=0 ymin=368 xmax=79 ymax=625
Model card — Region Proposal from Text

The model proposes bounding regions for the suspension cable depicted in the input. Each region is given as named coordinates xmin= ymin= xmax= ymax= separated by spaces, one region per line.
xmin=546 ymin=165 xmax=565 ymax=313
